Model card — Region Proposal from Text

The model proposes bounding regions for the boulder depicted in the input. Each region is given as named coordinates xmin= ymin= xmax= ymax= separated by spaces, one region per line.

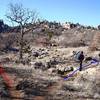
xmin=34 ymin=61 xmax=45 ymax=69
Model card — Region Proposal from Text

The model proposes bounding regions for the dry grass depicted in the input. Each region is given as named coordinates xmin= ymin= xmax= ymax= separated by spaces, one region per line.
xmin=89 ymin=32 xmax=100 ymax=51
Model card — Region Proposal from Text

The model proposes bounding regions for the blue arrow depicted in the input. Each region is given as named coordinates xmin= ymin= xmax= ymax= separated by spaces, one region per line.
xmin=64 ymin=59 xmax=99 ymax=81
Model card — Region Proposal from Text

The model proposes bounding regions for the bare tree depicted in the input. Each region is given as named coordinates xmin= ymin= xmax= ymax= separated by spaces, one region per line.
xmin=6 ymin=3 xmax=38 ymax=60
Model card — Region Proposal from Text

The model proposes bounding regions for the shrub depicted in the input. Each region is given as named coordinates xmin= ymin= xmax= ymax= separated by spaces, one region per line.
xmin=89 ymin=32 xmax=100 ymax=51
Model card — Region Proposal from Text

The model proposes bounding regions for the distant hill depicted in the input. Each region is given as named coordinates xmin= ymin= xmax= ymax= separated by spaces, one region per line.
xmin=0 ymin=20 xmax=100 ymax=50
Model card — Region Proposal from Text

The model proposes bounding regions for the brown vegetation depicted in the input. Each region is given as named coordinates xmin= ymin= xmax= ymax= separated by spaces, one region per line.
xmin=89 ymin=32 xmax=100 ymax=51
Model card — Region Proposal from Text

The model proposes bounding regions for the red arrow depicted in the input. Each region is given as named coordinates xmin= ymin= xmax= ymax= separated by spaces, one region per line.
xmin=0 ymin=65 xmax=14 ymax=88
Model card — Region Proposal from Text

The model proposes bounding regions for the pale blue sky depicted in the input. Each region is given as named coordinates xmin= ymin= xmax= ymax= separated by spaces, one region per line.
xmin=0 ymin=0 xmax=100 ymax=27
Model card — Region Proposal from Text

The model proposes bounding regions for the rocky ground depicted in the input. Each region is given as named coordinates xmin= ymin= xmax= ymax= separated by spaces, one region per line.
xmin=0 ymin=46 xmax=100 ymax=100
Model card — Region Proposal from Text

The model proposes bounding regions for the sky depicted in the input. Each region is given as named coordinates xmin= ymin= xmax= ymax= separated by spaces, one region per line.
xmin=0 ymin=0 xmax=100 ymax=27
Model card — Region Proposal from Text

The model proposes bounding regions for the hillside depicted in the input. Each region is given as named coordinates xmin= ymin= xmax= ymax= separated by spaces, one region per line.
xmin=0 ymin=21 xmax=99 ymax=48
xmin=0 ymin=22 xmax=100 ymax=100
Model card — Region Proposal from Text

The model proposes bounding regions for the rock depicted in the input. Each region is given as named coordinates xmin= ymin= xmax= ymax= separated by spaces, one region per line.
xmin=64 ymin=66 xmax=74 ymax=72
xmin=98 ymin=53 xmax=100 ymax=56
xmin=50 ymin=59 xmax=57 ymax=65
xmin=32 ymin=51 xmax=39 ymax=57
xmin=94 ymin=93 xmax=100 ymax=99
xmin=48 ymin=68 xmax=56 ymax=74
xmin=57 ymin=65 xmax=74 ymax=75
xmin=30 ymin=61 xmax=35 ymax=65
xmin=85 ymin=56 xmax=92 ymax=61
xmin=57 ymin=70 xmax=65 ymax=75
xmin=32 ymin=48 xmax=48 ymax=58
xmin=44 ymin=61 xmax=51 ymax=69
xmin=21 ymin=58 xmax=30 ymax=65
xmin=34 ymin=61 xmax=45 ymax=69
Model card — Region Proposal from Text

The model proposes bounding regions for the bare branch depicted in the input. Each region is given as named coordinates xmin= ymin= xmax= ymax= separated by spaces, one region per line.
xmin=6 ymin=3 xmax=38 ymax=26
xmin=6 ymin=3 xmax=38 ymax=60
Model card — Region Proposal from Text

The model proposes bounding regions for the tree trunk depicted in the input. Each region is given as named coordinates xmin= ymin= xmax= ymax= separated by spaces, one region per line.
xmin=19 ymin=24 xmax=24 ymax=60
